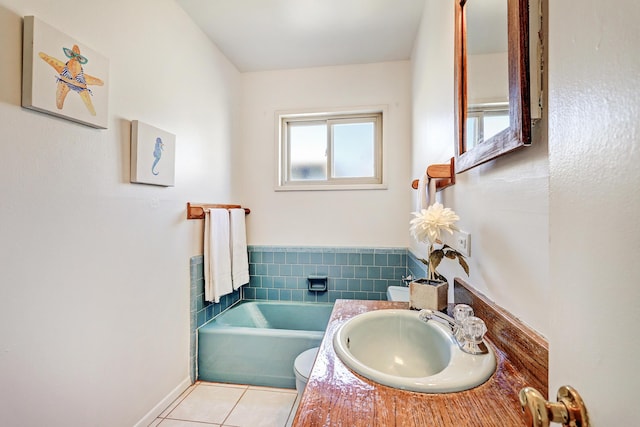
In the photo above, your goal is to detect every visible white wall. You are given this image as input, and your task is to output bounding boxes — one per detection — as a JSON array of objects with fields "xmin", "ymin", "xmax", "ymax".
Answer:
[
  {"xmin": 411, "ymin": 0, "xmax": 550, "ymax": 336},
  {"xmin": 548, "ymin": 0, "xmax": 640, "ymax": 423},
  {"xmin": 0, "ymin": 1, "xmax": 239, "ymax": 425},
  {"xmin": 235, "ymin": 62, "xmax": 412, "ymax": 247}
]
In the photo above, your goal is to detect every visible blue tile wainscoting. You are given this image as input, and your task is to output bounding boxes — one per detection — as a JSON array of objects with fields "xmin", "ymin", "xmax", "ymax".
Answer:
[
  {"xmin": 189, "ymin": 255, "xmax": 241, "ymax": 383},
  {"xmin": 246, "ymin": 246, "xmax": 409, "ymax": 302},
  {"xmin": 189, "ymin": 247, "xmax": 428, "ymax": 382},
  {"xmin": 407, "ymin": 248, "xmax": 429, "ymax": 280}
]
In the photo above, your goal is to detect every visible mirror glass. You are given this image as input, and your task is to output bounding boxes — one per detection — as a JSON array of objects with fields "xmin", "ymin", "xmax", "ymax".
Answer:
[
  {"xmin": 465, "ymin": 0, "xmax": 508, "ymax": 150},
  {"xmin": 455, "ymin": 0, "xmax": 532, "ymax": 173}
]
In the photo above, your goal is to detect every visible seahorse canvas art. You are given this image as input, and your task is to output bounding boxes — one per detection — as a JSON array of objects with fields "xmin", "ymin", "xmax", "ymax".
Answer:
[
  {"xmin": 22, "ymin": 16, "xmax": 109, "ymax": 129},
  {"xmin": 152, "ymin": 138, "xmax": 165, "ymax": 175},
  {"xmin": 131, "ymin": 121, "xmax": 176, "ymax": 187}
]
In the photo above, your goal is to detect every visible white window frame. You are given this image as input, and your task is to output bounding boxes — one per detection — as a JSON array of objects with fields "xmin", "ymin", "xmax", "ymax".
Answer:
[
  {"xmin": 276, "ymin": 108, "xmax": 386, "ymax": 191},
  {"xmin": 466, "ymin": 102, "xmax": 509, "ymax": 147}
]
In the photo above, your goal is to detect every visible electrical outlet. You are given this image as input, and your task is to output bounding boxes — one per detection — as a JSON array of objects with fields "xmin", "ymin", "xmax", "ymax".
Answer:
[{"xmin": 456, "ymin": 231, "xmax": 471, "ymax": 257}]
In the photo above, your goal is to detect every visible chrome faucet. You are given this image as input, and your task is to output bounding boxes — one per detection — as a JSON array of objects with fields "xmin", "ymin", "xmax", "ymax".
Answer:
[
  {"xmin": 418, "ymin": 305, "xmax": 489, "ymax": 355},
  {"xmin": 419, "ymin": 309, "xmax": 459, "ymax": 330}
]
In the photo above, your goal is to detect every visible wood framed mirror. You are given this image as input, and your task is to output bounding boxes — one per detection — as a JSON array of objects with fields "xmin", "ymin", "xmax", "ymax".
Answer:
[{"xmin": 455, "ymin": 0, "xmax": 531, "ymax": 173}]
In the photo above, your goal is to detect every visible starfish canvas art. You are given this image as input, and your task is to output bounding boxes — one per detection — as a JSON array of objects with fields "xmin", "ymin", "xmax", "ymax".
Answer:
[
  {"xmin": 38, "ymin": 45, "xmax": 104, "ymax": 116},
  {"xmin": 22, "ymin": 16, "xmax": 109, "ymax": 129}
]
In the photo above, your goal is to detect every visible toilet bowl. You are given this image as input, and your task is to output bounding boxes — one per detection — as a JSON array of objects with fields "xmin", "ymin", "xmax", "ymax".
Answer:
[{"xmin": 294, "ymin": 347, "xmax": 319, "ymax": 396}]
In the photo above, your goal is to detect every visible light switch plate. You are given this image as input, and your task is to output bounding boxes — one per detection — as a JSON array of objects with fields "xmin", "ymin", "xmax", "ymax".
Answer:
[{"xmin": 455, "ymin": 231, "xmax": 471, "ymax": 257}]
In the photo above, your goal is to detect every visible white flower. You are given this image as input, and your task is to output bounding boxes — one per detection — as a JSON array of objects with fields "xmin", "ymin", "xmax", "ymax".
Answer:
[{"xmin": 410, "ymin": 202, "xmax": 460, "ymax": 245}]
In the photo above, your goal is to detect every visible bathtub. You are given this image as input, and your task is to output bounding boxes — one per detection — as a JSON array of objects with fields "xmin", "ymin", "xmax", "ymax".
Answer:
[{"xmin": 198, "ymin": 300, "xmax": 334, "ymax": 389}]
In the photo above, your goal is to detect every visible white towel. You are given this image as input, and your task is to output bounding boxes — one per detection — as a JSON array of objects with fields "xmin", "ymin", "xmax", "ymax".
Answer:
[
  {"xmin": 416, "ymin": 173, "xmax": 438, "ymax": 210},
  {"xmin": 204, "ymin": 209, "xmax": 233, "ymax": 303},
  {"xmin": 230, "ymin": 208, "xmax": 250, "ymax": 290},
  {"xmin": 427, "ymin": 176, "xmax": 437, "ymax": 207},
  {"xmin": 417, "ymin": 173, "xmax": 429, "ymax": 209}
]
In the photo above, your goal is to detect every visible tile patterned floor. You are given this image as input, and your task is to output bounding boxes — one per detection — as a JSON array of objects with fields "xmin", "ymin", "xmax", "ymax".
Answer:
[{"xmin": 149, "ymin": 382, "xmax": 299, "ymax": 427}]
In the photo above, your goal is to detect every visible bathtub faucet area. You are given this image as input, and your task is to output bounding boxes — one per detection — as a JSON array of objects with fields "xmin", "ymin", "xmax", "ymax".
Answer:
[{"xmin": 401, "ymin": 274, "xmax": 413, "ymax": 286}]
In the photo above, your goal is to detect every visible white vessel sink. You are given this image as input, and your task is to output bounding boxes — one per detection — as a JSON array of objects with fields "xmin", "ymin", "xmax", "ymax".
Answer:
[{"xmin": 333, "ymin": 309, "xmax": 496, "ymax": 393}]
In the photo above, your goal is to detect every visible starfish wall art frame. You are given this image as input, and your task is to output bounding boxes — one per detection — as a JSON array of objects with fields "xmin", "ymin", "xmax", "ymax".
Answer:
[{"xmin": 22, "ymin": 16, "xmax": 109, "ymax": 129}]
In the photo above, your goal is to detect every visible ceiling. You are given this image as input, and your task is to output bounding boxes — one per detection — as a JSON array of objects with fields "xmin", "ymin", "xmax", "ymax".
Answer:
[{"xmin": 175, "ymin": 0, "xmax": 426, "ymax": 72}]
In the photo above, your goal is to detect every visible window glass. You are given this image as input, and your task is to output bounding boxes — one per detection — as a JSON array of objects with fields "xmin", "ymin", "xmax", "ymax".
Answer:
[
  {"xmin": 289, "ymin": 123, "xmax": 327, "ymax": 180},
  {"xmin": 332, "ymin": 122, "xmax": 375, "ymax": 178},
  {"xmin": 483, "ymin": 112, "xmax": 510, "ymax": 141},
  {"xmin": 278, "ymin": 110, "xmax": 383, "ymax": 190},
  {"xmin": 466, "ymin": 115, "xmax": 479, "ymax": 149}
]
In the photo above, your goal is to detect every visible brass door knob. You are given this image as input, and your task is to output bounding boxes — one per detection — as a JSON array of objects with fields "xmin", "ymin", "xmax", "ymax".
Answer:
[{"xmin": 519, "ymin": 385, "xmax": 589, "ymax": 427}]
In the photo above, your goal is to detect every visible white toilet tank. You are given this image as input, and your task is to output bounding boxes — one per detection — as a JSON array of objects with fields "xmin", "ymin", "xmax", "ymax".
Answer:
[{"xmin": 386, "ymin": 285, "xmax": 410, "ymax": 302}]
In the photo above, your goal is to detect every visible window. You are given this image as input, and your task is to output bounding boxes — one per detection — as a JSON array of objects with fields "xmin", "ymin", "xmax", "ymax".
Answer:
[
  {"xmin": 277, "ymin": 110, "xmax": 384, "ymax": 190},
  {"xmin": 466, "ymin": 103, "xmax": 510, "ymax": 149}
]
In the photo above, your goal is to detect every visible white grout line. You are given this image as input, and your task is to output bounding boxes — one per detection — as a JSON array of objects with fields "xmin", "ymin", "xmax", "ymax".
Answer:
[{"xmin": 219, "ymin": 385, "xmax": 249, "ymax": 426}]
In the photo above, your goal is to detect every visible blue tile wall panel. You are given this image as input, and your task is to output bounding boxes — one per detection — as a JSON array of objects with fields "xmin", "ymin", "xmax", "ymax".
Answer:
[
  {"xmin": 189, "ymin": 255, "xmax": 241, "ymax": 383},
  {"xmin": 407, "ymin": 250, "xmax": 429, "ymax": 279},
  {"xmin": 247, "ymin": 246, "xmax": 409, "ymax": 303}
]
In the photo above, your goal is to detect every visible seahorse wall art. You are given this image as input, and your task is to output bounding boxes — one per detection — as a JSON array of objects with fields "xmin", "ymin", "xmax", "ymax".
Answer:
[
  {"xmin": 22, "ymin": 16, "xmax": 109, "ymax": 129},
  {"xmin": 130, "ymin": 120, "xmax": 176, "ymax": 187},
  {"xmin": 152, "ymin": 137, "xmax": 164, "ymax": 176}
]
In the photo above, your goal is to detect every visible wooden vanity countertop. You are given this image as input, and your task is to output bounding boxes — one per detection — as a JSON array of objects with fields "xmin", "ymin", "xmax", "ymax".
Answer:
[{"xmin": 292, "ymin": 299, "xmax": 533, "ymax": 427}]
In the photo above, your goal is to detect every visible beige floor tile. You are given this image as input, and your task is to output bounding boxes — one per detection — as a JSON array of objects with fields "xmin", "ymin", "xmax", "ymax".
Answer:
[
  {"xmin": 159, "ymin": 385, "xmax": 197, "ymax": 418},
  {"xmin": 223, "ymin": 388, "xmax": 297, "ymax": 427},
  {"xmin": 159, "ymin": 419, "xmax": 221, "ymax": 426},
  {"xmin": 286, "ymin": 394, "xmax": 302, "ymax": 427},
  {"xmin": 199, "ymin": 381, "xmax": 247, "ymax": 389},
  {"xmin": 247, "ymin": 385, "xmax": 296, "ymax": 393},
  {"xmin": 167, "ymin": 383, "xmax": 246, "ymax": 424}
]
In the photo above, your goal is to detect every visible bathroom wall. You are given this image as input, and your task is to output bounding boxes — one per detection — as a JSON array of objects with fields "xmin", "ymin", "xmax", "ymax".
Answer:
[
  {"xmin": 235, "ymin": 62, "xmax": 412, "ymax": 248},
  {"xmin": 411, "ymin": 0, "xmax": 550, "ymax": 336},
  {"xmin": 0, "ymin": 1, "xmax": 239, "ymax": 426},
  {"xmin": 548, "ymin": 0, "xmax": 640, "ymax": 423}
]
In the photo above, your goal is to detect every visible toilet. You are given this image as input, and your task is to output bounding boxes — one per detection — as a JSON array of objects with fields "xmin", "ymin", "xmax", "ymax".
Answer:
[
  {"xmin": 294, "ymin": 347, "xmax": 319, "ymax": 397},
  {"xmin": 386, "ymin": 285, "xmax": 410, "ymax": 302}
]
